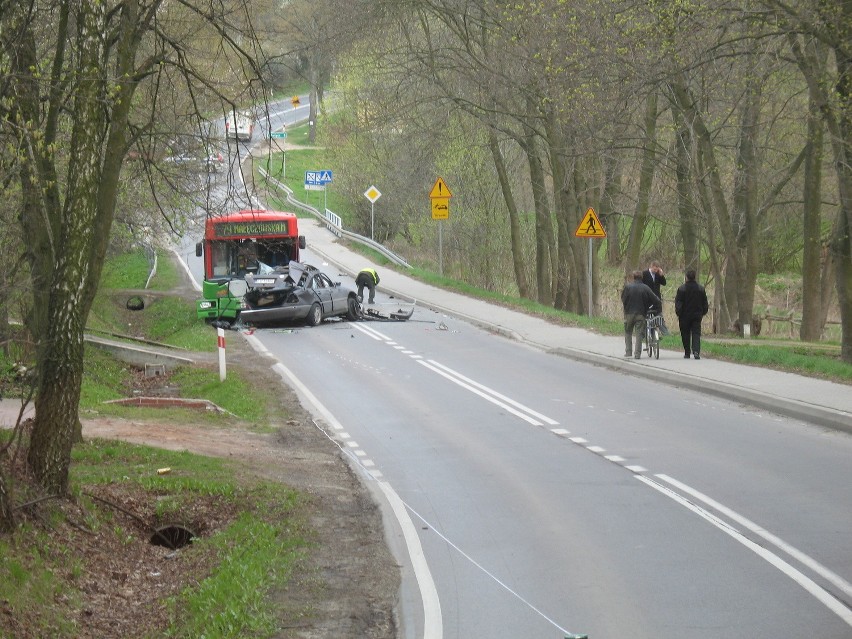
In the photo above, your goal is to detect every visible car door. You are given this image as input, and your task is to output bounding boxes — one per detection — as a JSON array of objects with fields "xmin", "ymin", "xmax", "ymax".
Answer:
[{"xmin": 307, "ymin": 272, "xmax": 334, "ymax": 313}]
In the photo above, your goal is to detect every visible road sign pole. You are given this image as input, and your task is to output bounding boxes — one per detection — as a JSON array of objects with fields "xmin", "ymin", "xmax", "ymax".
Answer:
[
  {"xmin": 587, "ymin": 238, "xmax": 593, "ymax": 317},
  {"xmin": 439, "ymin": 217, "xmax": 445, "ymax": 276},
  {"xmin": 371, "ymin": 202, "xmax": 375, "ymax": 240}
]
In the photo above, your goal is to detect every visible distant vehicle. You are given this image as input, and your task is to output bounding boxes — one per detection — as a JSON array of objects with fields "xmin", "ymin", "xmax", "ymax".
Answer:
[
  {"xmin": 240, "ymin": 262, "xmax": 361, "ymax": 326},
  {"xmin": 163, "ymin": 136, "xmax": 224, "ymax": 173},
  {"xmin": 195, "ymin": 209, "xmax": 306, "ymax": 325},
  {"xmin": 225, "ymin": 111, "xmax": 254, "ymax": 142},
  {"xmin": 203, "ymin": 150, "xmax": 224, "ymax": 173}
]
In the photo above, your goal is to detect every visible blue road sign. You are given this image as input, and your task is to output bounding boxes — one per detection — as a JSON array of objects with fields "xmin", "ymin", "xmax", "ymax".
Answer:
[{"xmin": 305, "ymin": 170, "xmax": 333, "ymax": 186}]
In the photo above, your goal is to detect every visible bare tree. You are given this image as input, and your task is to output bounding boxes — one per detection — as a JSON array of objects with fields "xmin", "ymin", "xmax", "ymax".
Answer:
[{"xmin": 0, "ymin": 0, "xmax": 265, "ymax": 495}]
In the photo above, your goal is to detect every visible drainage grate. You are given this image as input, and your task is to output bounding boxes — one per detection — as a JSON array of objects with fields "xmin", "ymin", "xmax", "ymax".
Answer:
[{"xmin": 150, "ymin": 525, "xmax": 195, "ymax": 549}]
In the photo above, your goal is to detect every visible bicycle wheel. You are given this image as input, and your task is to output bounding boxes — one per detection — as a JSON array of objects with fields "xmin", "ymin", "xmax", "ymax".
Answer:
[
  {"xmin": 652, "ymin": 329, "xmax": 660, "ymax": 359},
  {"xmin": 645, "ymin": 327, "xmax": 652, "ymax": 357}
]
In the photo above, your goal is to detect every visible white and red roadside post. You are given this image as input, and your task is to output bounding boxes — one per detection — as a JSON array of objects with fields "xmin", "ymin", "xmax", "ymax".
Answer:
[{"xmin": 217, "ymin": 327, "xmax": 227, "ymax": 381}]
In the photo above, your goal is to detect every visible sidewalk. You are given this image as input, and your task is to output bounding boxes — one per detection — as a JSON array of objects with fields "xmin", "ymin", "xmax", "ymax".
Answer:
[{"xmin": 301, "ymin": 219, "xmax": 852, "ymax": 434}]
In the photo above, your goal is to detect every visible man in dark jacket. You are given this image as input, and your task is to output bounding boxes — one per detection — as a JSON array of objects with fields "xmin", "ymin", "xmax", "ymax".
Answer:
[
  {"xmin": 641, "ymin": 261, "xmax": 666, "ymax": 311},
  {"xmin": 642, "ymin": 260, "xmax": 670, "ymax": 335},
  {"xmin": 355, "ymin": 267, "xmax": 380, "ymax": 304},
  {"xmin": 621, "ymin": 270, "xmax": 661, "ymax": 359},
  {"xmin": 675, "ymin": 269, "xmax": 710, "ymax": 359}
]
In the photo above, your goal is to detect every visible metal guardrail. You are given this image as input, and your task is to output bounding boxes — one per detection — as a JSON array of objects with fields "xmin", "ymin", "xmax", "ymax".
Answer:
[{"xmin": 258, "ymin": 167, "xmax": 412, "ymax": 269}]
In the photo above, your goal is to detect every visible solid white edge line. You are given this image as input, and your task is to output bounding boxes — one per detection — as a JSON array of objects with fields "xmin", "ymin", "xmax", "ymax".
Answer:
[
  {"xmin": 377, "ymin": 482, "xmax": 443, "ymax": 639},
  {"xmin": 268, "ymin": 359, "xmax": 443, "ymax": 638},
  {"xmin": 427, "ymin": 360, "xmax": 559, "ymax": 425},
  {"xmin": 657, "ymin": 473, "xmax": 852, "ymax": 600},
  {"xmin": 637, "ymin": 475, "xmax": 852, "ymax": 627}
]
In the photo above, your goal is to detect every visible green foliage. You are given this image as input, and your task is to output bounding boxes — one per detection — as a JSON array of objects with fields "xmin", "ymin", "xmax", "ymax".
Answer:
[
  {"xmin": 171, "ymin": 366, "xmax": 273, "ymax": 426},
  {"xmin": 79, "ymin": 348, "xmax": 273, "ymax": 427},
  {"xmin": 0, "ymin": 538, "xmax": 80, "ymax": 636},
  {"xmin": 259, "ymin": 146, "xmax": 350, "ymax": 224},
  {"xmin": 702, "ymin": 341, "xmax": 852, "ymax": 383},
  {"xmin": 72, "ymin": 439, "xmax": 239, "ymax": 497},
  {"xmin": 1, "ymin": 439, "xmax": 306, "ymax": 639},
  {"xmin": 99, "ymin": 251, "xmax": 152, "ymax": 289},
  {"xmin": 162, "ymin": 509, "xmax": 305, "ymax": 639},
  {"xmin": 142, "ymin": 297, "xmax": 212, "ymax": 348},
  {"xmin": 79, "ymin": 346, "xmax": 129, "ymax": 407}
]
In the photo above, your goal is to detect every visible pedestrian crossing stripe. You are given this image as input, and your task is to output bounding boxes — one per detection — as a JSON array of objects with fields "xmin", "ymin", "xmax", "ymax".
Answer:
[{"xmin": 574, "ymin": 207, "xmax": 606, "ymax": 238}]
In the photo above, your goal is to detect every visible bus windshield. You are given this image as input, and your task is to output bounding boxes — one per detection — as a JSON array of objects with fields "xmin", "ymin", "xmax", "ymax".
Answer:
[{"xmin": 200, "ymin": 210, "xmax": 303, "ymax": 281}]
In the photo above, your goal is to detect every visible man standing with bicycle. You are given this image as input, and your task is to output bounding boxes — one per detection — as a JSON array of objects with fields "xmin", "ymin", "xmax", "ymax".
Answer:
[
  {"xmin": 621, "ymin": 270, "xmax": 661, "ymax": 359},
  {"xmin": 642, "ymin": 260, "xmax": 670, "ymax": 335}
]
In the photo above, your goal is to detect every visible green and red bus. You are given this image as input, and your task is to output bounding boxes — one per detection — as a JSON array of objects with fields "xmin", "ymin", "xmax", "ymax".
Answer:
[{"xmin": 195, "ymin": 209, "xmax": 306, "ymax": 324}]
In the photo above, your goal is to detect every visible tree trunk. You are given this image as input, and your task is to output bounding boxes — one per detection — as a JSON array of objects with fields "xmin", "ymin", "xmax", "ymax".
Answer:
[
  {"xmin": 830, "ymin": 39, "xmax": 852, "ymax": 363},
  {"xmin": 520, "ymin": 130, "xmax": 554, "ymax": 306},
  {"xmin": 601, "ymin": 154, "xmax": 622, "ymax": 265},
  {"xmin": 623, "ymin": 91, "xmax": 658, "ymax": 271},
  {"xmin": 548, "ymin": 132, "xmax": 585, "ymax": 314},
  {"xmin": 732, "ymin": 74, "xmax": 762, "ymax": 334},
  {"xmin": 800, "ymin": 88, "xmax": 826, "ymax": 341},
  {"xmin": 670, "ymin": 77, "xmax": 741, "ymax": 330},
  {"xmin": 788, "ymin": 26, "xmax": 852, "ymax": 361},
  {"xmin": 0, "ymin": 460, "xmax": 13, "ymax": 532},
  {"xmin": 25, "ymin": 0, "xmax": 135, "ymax": 493},
  {"xmin": 546, "ymin": 112, "xmax": 574, "ymax": 312},
  {"xmin": 487, "ymin": 127, "xmax": 531, "ymax": 298},
  {"xmin": 672, "ymin": 107, "xmax": 699, "ymax": 271}
]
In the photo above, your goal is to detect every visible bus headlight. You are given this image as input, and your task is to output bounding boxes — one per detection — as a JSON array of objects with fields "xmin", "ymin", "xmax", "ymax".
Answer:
[{"xmin": 198, "ymin": 301, "xmax": 213, "ymax": 310}]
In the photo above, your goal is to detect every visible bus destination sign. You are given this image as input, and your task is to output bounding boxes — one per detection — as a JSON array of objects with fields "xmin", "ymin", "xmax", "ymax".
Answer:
[{"xmin": 214, "ymin": 221, "xmax": 289, "ymax": 238}]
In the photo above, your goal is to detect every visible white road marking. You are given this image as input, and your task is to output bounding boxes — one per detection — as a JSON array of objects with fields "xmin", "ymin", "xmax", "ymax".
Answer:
[
  {"xmin": 377, "ymin": 482, "xmax": 442, "ymax": 638},
  {"xmin": 424, "ymin": 360, "xmax": 559, "ymax": 425},
  {"xmin": 267, "ymin": 359, "xmax": 443, "ymax": 637},
  {"xmin": 639, "ymin": 475, "xmax": 852, "ymax": 628},
  {"xmin": 417, "ymin": 360, "xmax": 547, "ymax": 426},
  {"xmin": 657, "ymin": 474, "xmax": 852, "ymax": 601}
]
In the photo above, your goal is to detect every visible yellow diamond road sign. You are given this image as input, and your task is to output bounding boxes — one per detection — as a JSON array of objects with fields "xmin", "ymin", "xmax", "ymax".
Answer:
[
  {"xmin": 364, "ymin": 186, "xmax": 381, "ymax": 203},
  {"xmin": 575, "ymin": 207, "xmax": 606, "ymax": 238}
]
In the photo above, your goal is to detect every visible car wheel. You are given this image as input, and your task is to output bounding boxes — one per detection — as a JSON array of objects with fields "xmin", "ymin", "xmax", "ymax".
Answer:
[
  {"xmin": 306, "ymin": 303, "xmax": 322, "ymax": 326},
  {"xmin": 346, "ymin": 296, "xmax": 360, "ymax": 321}
]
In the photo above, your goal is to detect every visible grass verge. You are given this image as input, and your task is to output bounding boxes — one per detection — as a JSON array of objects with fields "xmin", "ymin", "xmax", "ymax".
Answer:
[
  {"xmin": 0, "ymin": 248, "xmax": 307, "ymax": 638},
  {"xmin": 0, "ymin": 433, "xmax": 308, "ymax": 639}
]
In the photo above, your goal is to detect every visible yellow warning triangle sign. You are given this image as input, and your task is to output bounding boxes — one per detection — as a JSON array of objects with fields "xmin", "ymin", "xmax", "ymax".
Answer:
[
  {"xmin": 429, "ymin": 177, "xmax": 452, "ymax": 199},
  {"xmin": 574, "ymin": 207, "xmax": 606, "ymax": 238}
]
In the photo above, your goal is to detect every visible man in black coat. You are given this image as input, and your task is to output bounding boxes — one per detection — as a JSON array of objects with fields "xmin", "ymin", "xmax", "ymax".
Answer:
[
  {"xmin": 621, "ymin": 270, "xmax": 661, "ymax": 359},
  {"xmin": 642, "ymin": 260, "xmax": 670, "ymax": 335},
  {"xmin": 641, "ymin": 261, "xmax": 666, "ymax": 311},
  {"xmin": 675, "ymin": 269, "xmax": 710, "ymax": 359}
]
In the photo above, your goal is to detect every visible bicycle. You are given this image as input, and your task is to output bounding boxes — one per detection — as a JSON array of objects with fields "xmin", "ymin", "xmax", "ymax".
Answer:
[{"xmin": 645, "ymin": 309, "xmax": 663, "ymax": 359}]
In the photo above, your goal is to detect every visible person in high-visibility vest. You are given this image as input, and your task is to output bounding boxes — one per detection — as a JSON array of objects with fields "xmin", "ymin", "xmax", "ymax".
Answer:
[{"xmin": 355, "ymin": 268, "xmax": 380, "ymax": 304}]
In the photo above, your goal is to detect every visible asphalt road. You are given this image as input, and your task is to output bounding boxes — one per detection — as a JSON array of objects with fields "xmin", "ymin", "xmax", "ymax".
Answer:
[
  {"xmin": 172, "ymin": 103, "xmax": 852, "ymax": 638},
  {"xmin": 243, "ymin": 289, "xmax": 852, "ymax": 639}
]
